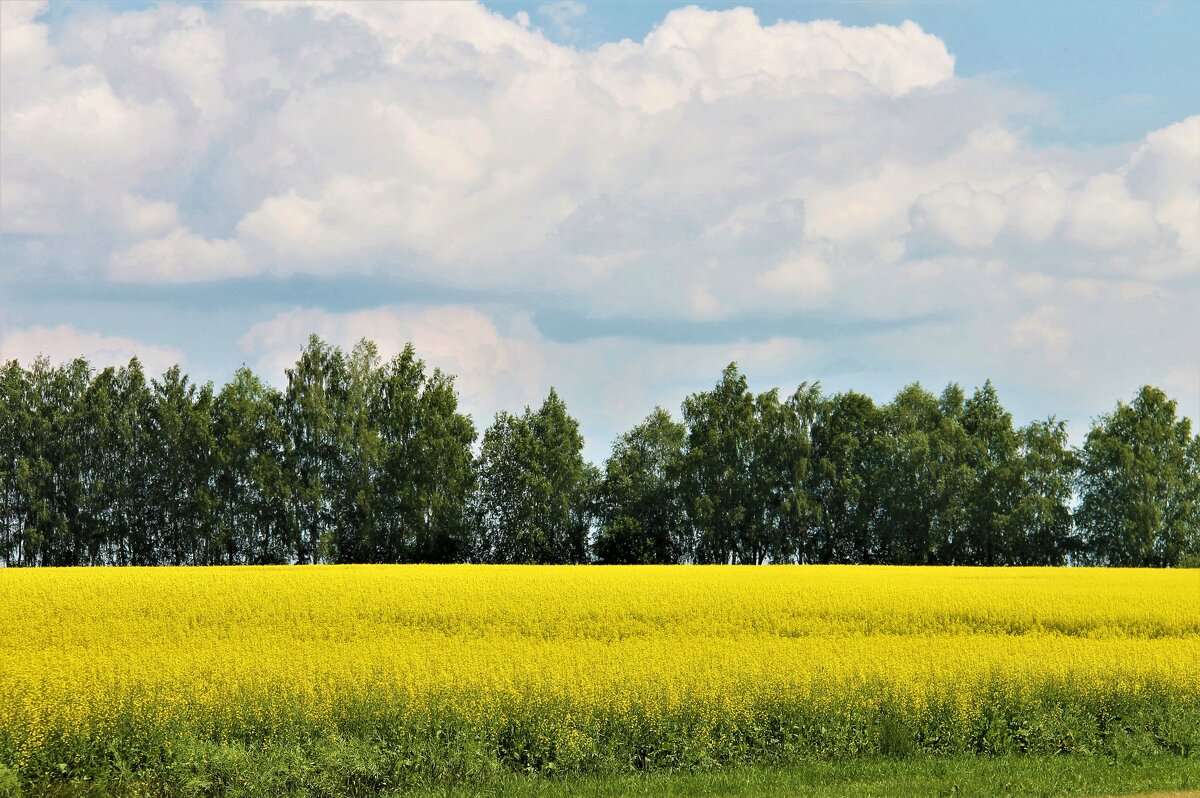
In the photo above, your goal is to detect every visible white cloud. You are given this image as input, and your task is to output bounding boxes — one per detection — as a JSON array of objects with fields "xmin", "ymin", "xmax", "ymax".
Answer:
[
  {"xmin": 8, "ymin": 2, "xmax": 963, "ymax": 294},
  {"xmin": 6, "ymin": 80, "xmax": 177, "ymax": 181},
  {"xmin": 1064, "ymin": 173, "xmax": 1159, "ymax": 250},
  {"xmin": 0, "ymin": 2, "xmax": 234, "ymax": 239},
  {"xmin": 1, "ymin": 1, "xmax": 52, "ymax": 90},
  {"xmin": 3, "ymin": 2, "xmax": 1198, "ymax": 441},
  {"xmin": 1003, "ymin": 172, "xmax": 1068, "ymax": 244},
  {"xmin": 5, "ymin": 2, "xmax": 1192, "ymax": 298},
  {"xmin": 1012, "ymin": 272, "xmax": 1055, "ymax": 297},
  {"xmin": 602, "ymin": 10, "xmax": 954, "ymax": 111},
  {"xmin": 903, "ymin": 170, "xmax": 1073, "ymax": 252},
  {"xmin": 910, "ymin": 183, "xmax": 1009, "ymax": 248},
  {"xmin": 108, "ymin": 228, "xmax": 253, "ymax": 283},
  {"xmin": 757, "ymin": 253, "xmax": 833, "ymax": 305},
  {"xmin": 0, "ymin": 325, "xmax": 184, "ymax": 374},
  {"xmin": 1126, "ymin": 116, "xmax": 1200, "ymax": 205},
  {"xmin": 120, "ymin": 197, "xmax": 181, "ymax": 236},
  {"xmin": 235, "ymin": 174, "xmax": 445, "ymax": 269},
  {"xmin": 1125, "ymin": 116, "xmax": 1200, "ymax": 254}
]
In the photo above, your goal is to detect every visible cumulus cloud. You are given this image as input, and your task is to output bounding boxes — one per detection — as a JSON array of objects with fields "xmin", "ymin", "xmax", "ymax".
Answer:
[
  {"xmin": 2, "ymin": 2, "xmax": 969, "ymax": 298},
  {"xmin": 0, "ymin": 324, "xmax": 184, "ymax": 374},
  {"xmin": 108, "ymin": 228, "xmax": 253, "ymax": 283},
  {"xmin": 1064, "ymin": 173, "xmax": 1159, "ymax": 250},
  {"xmin": 1004, "ymin": 172, "xmax": 1068, "ymax": 244},
  {"xmin": 2, "ymin": 1, "xmax": 1197, "ymax": 445},
  {"xmin": 1126, "ymin": 116, "xmax": 1200, "ymax": 255},
  {"xmin": 0, "ymin": 1, "xmax": 228, "ymax": 247},
  {"xmin": 5, "ymin": 2, "xmax": 1194, "ymax": 299},
  {"xmin": 756, "ymin": 253, "xmax": 833, "ymax": 306},
  {"xmin": 894, "ymin": 117, "xmax": 1197, "ymax": 283},
  {"xmin": 119, "ymin": 197, "xmax": 181, "ymax": 236},
  {"xmin": 910, "ymin": 183, "xmax": 1009, "ymax": 248}
]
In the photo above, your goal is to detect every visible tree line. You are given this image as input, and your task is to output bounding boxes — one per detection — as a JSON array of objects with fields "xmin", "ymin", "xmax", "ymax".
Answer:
[{"xmin": 1, "ymin": 336, "xmax": 1197, "ymax": 568}]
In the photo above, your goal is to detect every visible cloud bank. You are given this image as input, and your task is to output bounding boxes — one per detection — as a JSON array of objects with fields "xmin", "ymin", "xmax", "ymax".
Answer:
[{"xmin": 2, "ymin": 0, "xmax": 1196, "ymax": 454}]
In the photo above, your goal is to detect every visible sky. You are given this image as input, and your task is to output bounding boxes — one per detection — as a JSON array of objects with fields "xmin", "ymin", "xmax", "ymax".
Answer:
[{"xmin": 1, "ymin": 0, "xmax": 1198, "ymax": 463}]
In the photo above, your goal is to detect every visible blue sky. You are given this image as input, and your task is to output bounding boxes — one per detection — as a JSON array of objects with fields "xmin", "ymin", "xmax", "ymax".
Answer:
[{"xmin": 2, "ymin": 0, "xmax": 1197, "ymax": 461}]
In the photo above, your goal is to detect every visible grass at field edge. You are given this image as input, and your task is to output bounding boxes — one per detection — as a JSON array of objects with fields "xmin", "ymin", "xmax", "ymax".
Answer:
[
  {"xmin": 6, "ymin": 754, "xmax": 1197, "ymax": 797},
  {"xmin": 406, "ymin": 756, "xmax": 1200, "ymax": 798}
]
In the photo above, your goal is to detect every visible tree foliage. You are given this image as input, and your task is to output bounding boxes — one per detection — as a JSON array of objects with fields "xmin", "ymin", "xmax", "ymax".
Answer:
[
  {"xmin": 0, "ymin": 346, "xmax": 1194, "ymax": 568},
  {"xmin": 593, "ymin": 407, "xmax": 686, "ymax": 564},
  {"xmin": 473, "ymin": 389, "xmax": 594, "ymax": 564},
  {"xmin": 1077, "ymin": 386, "xmax": 1200, "ymax": 567}
]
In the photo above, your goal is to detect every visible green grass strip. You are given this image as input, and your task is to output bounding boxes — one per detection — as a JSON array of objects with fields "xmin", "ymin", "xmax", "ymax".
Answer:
[
  {"xmin": 411, "ymin": 756, "xmax": 1200, "ymax": 798},
  {"xmin": 7, "ymin": 750, "xmax": 1198, "ymax": 797}
]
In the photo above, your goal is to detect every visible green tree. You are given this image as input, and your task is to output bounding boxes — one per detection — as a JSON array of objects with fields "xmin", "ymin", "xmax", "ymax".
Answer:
[
  {"xmin": 679, "ymin": 364, "xmax": 814, "ymax": 564},
  {"xmin": 8, "ymin": 357, "xmax": 87, "ymax": 565},
  {"xmin": 408, "ymin": 366, "xmax": 476, "ymax": 561},
  {"xmin": 283, "ymin": 335, "xmax": 344, "ymax": 564},
  {"xmin": 749, "ymin": 385, "xmax": 818, "ymax": 563},
  {"xmin": 959, "ymin": 381, "xmax": 1023, "ymax": 565},
  {"xmin": 146, "ymin": 365, "xmax": 216, "ymax": 566},
  {"xmin": 371, "ymin": 345, "xmax": 477, "ymax": 563},
  {"xmin": 107, "ymin": 358, "xmax": 155, "ymax": 566},
  {"xmin": 593, "ymin": 407, "xmax": 686, "ymax": 564},
  {"xmin": 866, "ymin": 383, "xmax": 984, "ymax": 565},
  {"xmin": 213, "ymin": 367, "xmax": 293, "ymax": 564},
  {"xmin": 76, "ymin": 365, "xmax": 122, "ymax": 564},
  {"xmin": 1078, "ymin": 386, "xmax": 1200, "ymax": 567},
  {"xmin": 681, "ymin": 364, "xmax": 757, "ymax": 563},
  {"xmin": 0, "ymin": 360, "xmax": 30, "ymax": 566},
  {"xmin": 44, "ymin": 358, "xmax": 94, "ymax": 565},
  {"xmin": 874, "ymin": 384, "xmax": 943, "ymax": 564},
  {"xmin": 1005, "ymin": 418, "xmax": 1079, "ymax": 565},
  {"xmin": 807, "ymin": 390, "xmax": 882, "ymax": 563},
  {"xmin": 473, "ymin": 389, "xmax": 595, "ymax": 564},
  {"xmin": 328, "ymin": 340, "xmax": 383, "ymax": 564}
]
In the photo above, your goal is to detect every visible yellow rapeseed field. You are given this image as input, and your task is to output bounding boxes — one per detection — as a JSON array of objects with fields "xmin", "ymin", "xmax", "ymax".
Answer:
[{"xmin": 1, "ymin": 566, "xmax": 1198, "ymax": 773}]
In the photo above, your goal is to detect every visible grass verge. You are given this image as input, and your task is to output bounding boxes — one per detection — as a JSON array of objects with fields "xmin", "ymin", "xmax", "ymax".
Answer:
[
  {"xmin": 6, "ymin": 754, "xmax": 1197, "ymax": 798},
  {"xmin": 418, "ymin": 756, "xmax": 1198, "ymax": 797}
]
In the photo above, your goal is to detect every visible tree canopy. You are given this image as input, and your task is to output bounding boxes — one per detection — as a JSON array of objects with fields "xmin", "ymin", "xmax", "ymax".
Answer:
[{"xmin": 1, "ymin": 344, "xmax": 1195, "ymax": 567}]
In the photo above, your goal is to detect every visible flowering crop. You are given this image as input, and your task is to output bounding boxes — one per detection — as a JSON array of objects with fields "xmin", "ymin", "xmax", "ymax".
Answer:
[{"xmin": 1, "ymin": 565, "xmax": 1197, "ymax": 779}]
